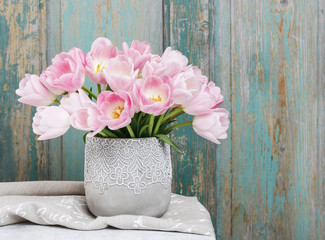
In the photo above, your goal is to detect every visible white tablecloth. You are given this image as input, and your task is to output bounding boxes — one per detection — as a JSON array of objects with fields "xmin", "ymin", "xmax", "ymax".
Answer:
[
  {"xmin": 0, "ymin": 181, "xmax": 215, "ymax": 239},
  {"xmin": 0, "ymin": 223, "xmax": 215, "ymax": 240}
]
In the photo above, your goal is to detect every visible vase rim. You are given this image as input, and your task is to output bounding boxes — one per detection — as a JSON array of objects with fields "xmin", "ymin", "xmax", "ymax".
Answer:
[{"xmin": 86, "ymin": 136, "xmax": 161, "ymax": 140}]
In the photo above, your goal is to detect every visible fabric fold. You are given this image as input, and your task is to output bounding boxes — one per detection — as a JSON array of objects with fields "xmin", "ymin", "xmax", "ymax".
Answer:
[
  {"xmin": 0, "ymin": 181, "xmax": 85, "ymax": 196},
  {"xmin": 0, "ymin": 181, "xmax": 215, "ymax": 238}
]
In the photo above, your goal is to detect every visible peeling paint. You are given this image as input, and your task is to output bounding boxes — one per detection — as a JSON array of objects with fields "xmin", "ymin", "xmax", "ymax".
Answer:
[{"xmin": 0, "ymin": 1, "xmax": 323, "ymax": 239}]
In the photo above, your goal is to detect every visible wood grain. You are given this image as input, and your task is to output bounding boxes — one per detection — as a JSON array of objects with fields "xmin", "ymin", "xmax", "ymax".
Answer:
[
  {"xmin": 0, "ymin": 0, "xmax": 324, "ymax": 239},
  {"xmin": 317, "ymin": 0, "xmax": 325, "ymax": 238},
  {"xmin": 209, "ymin": 1, "xmax": 232, "ymax": 239},
  {"xmin": 47, "ymin": 0, "xmax": 63, "ymax": 180},
  {"xmin": 0, "ymin": 0, "xmax": 48, "ymax": 181},
  {"xmin": 231, "ymin": 0, "xmax": 322, "ymax": 239},
  {"xmin": 164, "ymin": 0, "xmax": 220, "ymax": 230}
]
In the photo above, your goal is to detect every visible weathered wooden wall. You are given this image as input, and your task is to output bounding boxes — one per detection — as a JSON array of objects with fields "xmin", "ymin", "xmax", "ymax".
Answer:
[
  {"xmin": 0, "ymin": 0, "xmax": 48, "ymax": 181},
  {"xmin": 230, "ymin": 0, "xmax": 323, "ymax": 239},
  {"xmin": 0, "ymin": 0, "xmax": 324, "ymax": 239}
]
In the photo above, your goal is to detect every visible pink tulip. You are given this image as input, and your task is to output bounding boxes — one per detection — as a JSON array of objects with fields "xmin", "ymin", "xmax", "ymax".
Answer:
[
  {"xmin": 60, "ymin": 90, "xmax": 105, "ymax": 133},
  {"xmin": 69, "ymin": 47, "xmax": 86, "ymax": 66},
  {"xmin": 16, "ymin": 74, "xmax": 56, "ymax": 107},
  {"xmin": 182, "ymin": 82, "xmax": 224, "ymax": 115},
  {"xmin": 97, "ymin": 90, "xmax": 134, "ymax": 130},
  {"xmin": 85, "ymin": 37, "xmax": 118, "ymax": 84},
  {"xmin": 42, "ymin": 48, "xmax": 86, "ymax": 94},
  {"xmin": 207, "ymin": 82, "xmax": 224, "ymax": 109},
  {"xmin": 103, "ymin": 55, "xmax": 138, "ymax": 92},
  {"xmin": 190, "ymin": 66, "xmax": 208, "ymax": 84},
  {"xmin": 192, "ymin": 108, "xmax": 229, "ymax": 144},
  {"xmin": 141, "ymin": 56, "xmax": 166, "ymax": 79},
  {"xmin": 70, "ymin": 106, "xmax": 104, "ymax": 133},
  {"xmin": 172, "ymin": 68, "xmax": 203, "ymax": 105},
  {"xmin": 122, "ymin": 40, "xmax": 151, "ymax": 70},
  {"xmin": 32, "ymin": 106, "xmax": 70, "ymax": 140},
  {"xmin": 60, "ymin": 89, "xmax": 93, "ymax": 114},
  {"xmin": 134, "ymin": 76, "xmax": 173, "ymax": 116},
  {"xmin": 161, "ymin": 47, "xmax": 188, "ymax": 77}
]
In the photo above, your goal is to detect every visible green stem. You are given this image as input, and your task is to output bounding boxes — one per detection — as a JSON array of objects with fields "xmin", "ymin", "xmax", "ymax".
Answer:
[
  {"xmin": 126, "ymin": 125, "xmax": 135, "ymax": 138},
  {"xmin": 97, "ymin": 84, "xmax": 101, "ymax": 94},
  {"xmin": 136, "ymin": 113, "xmax": 144, "ymax": 137},
  {"xmin": 153, "ymin": 113, "xmax": 165, "ymax": 136},
  {"xmin": 148, "ymin": 114, "xmax": 155, "ymax": 136},
  {"xmin": 170, "ymin": 111, "xmax": 185, "ymax": 120},
  {"xmin": 101, "ymin": 128, "xmax": 118, "ymax": 138},
  {"xmin": 99, "ymin": 131, "xmax": 109, "ymax": 137},
  {"xmin": 82, "ymin": 86, "xmax": 97, "ymax": 100},
  {"xmin": 162, "ymin": 107, "xmax": 184, "ymax": 122},
  {"xmin": 54, "ymin": 99, "xmax": 60, "ymax": 105},
  {"xmin": 164, "ymin": 121, "xmax": 192, "ymax": 133}
]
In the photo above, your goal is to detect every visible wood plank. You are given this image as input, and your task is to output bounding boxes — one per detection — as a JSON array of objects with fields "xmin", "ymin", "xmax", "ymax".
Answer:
[
  {"xmin": 1, "ymin": 1, "xmax": 323, "ymax": 239},
  {"xmin": 231, "ymin": 0, "xmax": 321, "ymax": 239},
  {"xmin": 97, "ymin": 0, "xmax": 163, "ymax": 54},
  {"xmin": 56, "ymin": 0, "xmax": 163, "ymax": 180},
  {"xmin": 209, "ymin": 1, "xmax": 232, "ymax": 239},
  {"xmin": 47, "ymin": 0, "xmax": 63, "ymax": 180},
  {"xmin": 317, "ymin": 0, "xmax": 325, "ymax": 238},
  {"xmin": 164, "ymin": 0, "xmax": 220, "ymax": 232},
  {"xmin": 0, "ymin": 0, "xmax": 48, "ymax": 181}
]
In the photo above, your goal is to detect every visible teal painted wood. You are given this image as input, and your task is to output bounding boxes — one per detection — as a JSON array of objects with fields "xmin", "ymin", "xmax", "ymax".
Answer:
[
  {"xmin": 47, "ymin": 0, "xmax": 163, "ymax": 180},
  {"xmin": 1, "ymin": 0, "xmax": 324, "ymax": 239},
  {"xmin": 47, "ymin": 0, "xmax": 63, "ymax": 180},
  {"xmin": 96, "ymin": 0, "xmax": 163, "ymax": 54},
  {"xmin": 0, "ymin": 0, "xmax": 48, "ymax": 181},
  {"xmin": 231, "ymin": 0, "xmax": 322, "ymax": 239},
  {"xmin": 164, "ymin": 0, "xmax": 221, "ymax": 231},
  {"xmin": 209, "ymin": 1, "xmax": 232, "ymax": 239},
  {"xmin": 318, "ymin": 1, "xmax": 325, "ymax": 239}
]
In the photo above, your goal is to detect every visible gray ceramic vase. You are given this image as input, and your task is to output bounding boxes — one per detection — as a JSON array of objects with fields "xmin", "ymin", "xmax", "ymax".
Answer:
[{"xmin": 84, "ymin": 136, "xmax": 172, "ymax": 217}]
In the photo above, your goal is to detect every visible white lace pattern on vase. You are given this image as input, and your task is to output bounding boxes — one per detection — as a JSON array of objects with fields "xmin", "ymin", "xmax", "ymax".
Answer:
[{"xmin": 84, "ymin": 137, "xmax": 172, "ymax": 194}]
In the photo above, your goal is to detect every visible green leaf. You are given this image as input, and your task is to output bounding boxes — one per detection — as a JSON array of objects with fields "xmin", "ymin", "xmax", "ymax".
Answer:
[
  {"xmin": 161, "ymin": 128, "xmax": 173, "ymax": 135},
  {"xmin": 136, "ymin": 113, "xmax": 143, "ymax": 137},
  {"xmin": 119, "ymin": 127, "xmax": 128, "ymax": 137},
  {"xmin": 155, "ymin": 134, "xmax": 179, "ymax": 150},
  {"xmin": 112, "ymin": 129, "xmax": 124, "ymax": 138},
  {"xmin": 88, "ymin": 87, "xmax": 93, "ymax": 100},
  {"xmin": 148, "ymin": 115, "xmax": 155, "ymax": 136},
  {"xmin": 97, "ymin": 84, "xmax": 101, "ymax": 94},
  {"xmin": 139, "ymin": 124, "xmax": 150, "ymax": 137},
  {"xmin": 144, "ymin": 114, "xmax": 150, "ymax": 125},
  {"xmin": 153, "ymin": 113, "xmax": 165, "ymax": 136},
  {"xmin": 99, "ymin": 131, "xmax": 109, "ymax": 138},
  {"xmin": 163, "ymin": 121, "xmax": 192, "ymax": 134},
  {"xmin": 158, "ymin": 119, "xmax": 176, "ymax": 133},
  {"xmin": 140, "ymin": 115, "xmax": 151, "ymax": 136},
  {"xmin": 133, "ymin": 112, "xmax": 139, "ymax": 122},
  {"xmin": 106, "ymin": 84, "xmax": 113, "ymax": 91},
  {"xmin": 126, "ymin": 125, "xmax": 135, "ymax": 138},
  {"xmin": 130, "ymin": 116, "xmax": 137, "ymax": 130},
  {"xmin": 83, "ymin": 132, "xmax": 89, "ymax": 143},
  {"xmin": 102, "ymin": 128, "xmax": 118, "ymax": 138}
]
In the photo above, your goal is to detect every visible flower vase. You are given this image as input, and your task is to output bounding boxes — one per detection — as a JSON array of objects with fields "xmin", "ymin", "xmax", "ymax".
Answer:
[{"xmin": 84, "ymin": 136, "xmax": 172, "ymax": 217}]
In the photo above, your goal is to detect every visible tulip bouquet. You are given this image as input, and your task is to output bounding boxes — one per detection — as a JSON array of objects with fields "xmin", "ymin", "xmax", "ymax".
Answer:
[{"xmin": 16, "ymin": 38, "xmax": 229, "ymax": 148}]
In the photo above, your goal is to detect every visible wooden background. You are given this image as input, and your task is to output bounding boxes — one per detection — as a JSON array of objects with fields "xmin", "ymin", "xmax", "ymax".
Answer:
[{"xmin": 0, "ymin": 0, "xmax": 324, "ymax": 239}]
